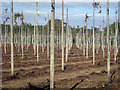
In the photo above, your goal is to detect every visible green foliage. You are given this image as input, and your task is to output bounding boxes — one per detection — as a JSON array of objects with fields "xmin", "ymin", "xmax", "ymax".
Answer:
[
  {"xmin": 111, "ymin": 78, "xmax": 114, "ymax": 82},
  {"xmin": 73, "ymin": 37, "xmax": 76, "ymax": 44},
  {"xmin": 101, "ymin": 83, "xmax": 105, "ymax": 88},
  {"xmin": 2, "ymin": 19, "xmax": 120, "ymax": 45},
  {"xmin": 48, "ymin": 19, "xmax": 62, "ymax": 31},
  {"xmin": 104, "ymin": 22, "xmax": 120, "ymax": 35}
]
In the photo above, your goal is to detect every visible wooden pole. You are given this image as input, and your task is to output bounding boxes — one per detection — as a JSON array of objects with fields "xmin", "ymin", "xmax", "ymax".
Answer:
[
  {"xmin": 66, "ymin": 8, "xmax": 68, "ymax": 62},
  {"xmin": 4, "ymin": 23, "xmax": 7, "ymax": 54},
  {"xmin": 114, "ymin": 8, "xmax": 118, "ymax": 63},
  {"xmin": 93, "ymin": 0, "xmax": 95, "ymax": 65},
  {"xmin": 36, "ymin": 1, "xmax": 39, "ymax": 62},
  {"xmin": 50, "ymin": 0, "xmax": 55, "ymax": 88},
  {"xmin": 62, "ymin": 0, "xmax": 64, "ymax": 70},
  {"xmin": 102, "ymin": 16, "xmax": 105, "ymax": 58},
  {"xmin": 34, "ymin": 16, "xmax": 36, "ymax": 55},
  {"xmin": 47, "ymin": 14, "xmax": 49, "ymax": 58},
  {"xmin": 107, "ymin": 0, "xmax": 111, "ymax": 83},
  {"xmin": 86, "ymin": 19, "xmax": 88, "ymax": 58},
  {"xmin": 83, "ymin": 24, "xmax": 85, "ymax": 56},
  {"xmin": 11, "ymin": 0, "xmax": 14, "ymax": 76}
]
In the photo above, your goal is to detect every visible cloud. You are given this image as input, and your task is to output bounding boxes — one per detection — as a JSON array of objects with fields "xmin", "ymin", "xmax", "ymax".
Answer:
[
  {"xmin": 1, "ymin": 1, "xmax": 118, "ymax": 28},
  {"xmin": 24, "ymin": 10, "xmax": 49, "ymax": 14}
]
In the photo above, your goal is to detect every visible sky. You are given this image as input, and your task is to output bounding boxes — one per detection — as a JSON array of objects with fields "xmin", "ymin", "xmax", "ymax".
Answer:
[
  {"xmin": 1, "ymin": 0, "xmax": 119, "ymax": 28},
  {"xmin": 2, "ymin": 0, "xmax": 120, "ymax": 2}
]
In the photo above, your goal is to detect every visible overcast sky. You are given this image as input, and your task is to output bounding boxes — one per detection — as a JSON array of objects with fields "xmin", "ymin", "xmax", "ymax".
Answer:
[{"xmin": 1, "ymin": 0, "xmax": 119, "ymax": 28}]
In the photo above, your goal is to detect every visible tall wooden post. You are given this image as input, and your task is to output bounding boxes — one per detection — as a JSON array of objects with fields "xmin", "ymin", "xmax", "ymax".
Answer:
[
  {"xmin": 83, "ymin": 24, "xmax": 85, "ymax": 56},
  {"xmin": 4, "ymin": 23, "xmax": 7, "ymax": 54},
  {"xmin": 47, "ymin": 14, "xmax": 49, "ymax": 58},
  {"xmin": 50, "ymin": 0, "xmax": 55, "ymax": 88},
  {"xmin": 102, "ymin": 16, "xmax": 105, "ymax": 58},
  {"xmin": 36, "ymin": 1, "xmax": 39, "ymax": 62},
  {"xmin": 114, "ymin": 8, "xmax": 118, "ymax": 63},
  {"xmin": 86, "ymin": 19, "xmax": 88, "ymax": 58},
  {"xmin": 34, "ymin": 16, "xmax": 36, "ymax": 55},
  {"xmin": 62, "ymin": 0, "xmax": 64, "ymax": 70},
  {"xmin": 21, "ymin": 24, "xmax": 24, "ymax": 59},
  {"xmin": 107, "ymin": 0, "xmax": 111, "ymax": 83},
  {"xmin": 11, "ymin": 0, "xmax": 14, "ymax": 76},
  {"xmin": 93, "ymin": 0, "xmax": 95, "ymax": 65},
  {"xmin": 66, "ymin": 8, "xmax": 68, "ymax": 62}
]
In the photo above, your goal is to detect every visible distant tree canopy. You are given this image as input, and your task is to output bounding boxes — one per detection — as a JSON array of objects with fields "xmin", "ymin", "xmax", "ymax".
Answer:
[
  {"xmin": 1, "ymin": 19, "xmax": 120, "ymax": 38},
  {"xmin": 104, "ymin": 22, "xmax": 120, "ymax": 35}
]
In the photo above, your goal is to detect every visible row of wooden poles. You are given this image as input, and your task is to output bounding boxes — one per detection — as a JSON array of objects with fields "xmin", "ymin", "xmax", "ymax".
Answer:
[
  {"xmin": 1, "ymin": 0, "xmax": 73, "ymax": 89},
  {"xmin": 1, "ymin": 0, "xmax": 118, "ymax": 88},
  {"xmin": 76, "ymin": 11, "xmax": 119, "ymax": 62},
  {"xmin": 76, "ymin": 0, "xmax": 119, "ymax": 85}
]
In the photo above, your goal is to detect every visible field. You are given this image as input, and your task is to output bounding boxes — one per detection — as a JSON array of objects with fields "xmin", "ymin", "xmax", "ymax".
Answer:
[{"xmin": 2, "ymin": 44, "xmax": 119, "ymax": 89}]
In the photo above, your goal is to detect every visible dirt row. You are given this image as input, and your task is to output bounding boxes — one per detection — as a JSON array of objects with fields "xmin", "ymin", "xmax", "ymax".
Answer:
[{"xmin": 1, "ymin": 44, "xmax": 119, "ymax": 89}]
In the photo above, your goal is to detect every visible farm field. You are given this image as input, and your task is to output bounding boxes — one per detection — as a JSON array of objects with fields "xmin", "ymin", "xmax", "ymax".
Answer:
[
  {"xmin": 1, "ymin": 0, "xmax": 120, "ymax": 89},
  {"xmin": 2, "ymin": 44, "xmax": 119, "ymax": 89}
]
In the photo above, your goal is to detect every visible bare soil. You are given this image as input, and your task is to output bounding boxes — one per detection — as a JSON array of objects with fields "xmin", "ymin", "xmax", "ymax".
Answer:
[{"xmin": 1, "ymin": 44, "xmax": 119, "ymax": 89}]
